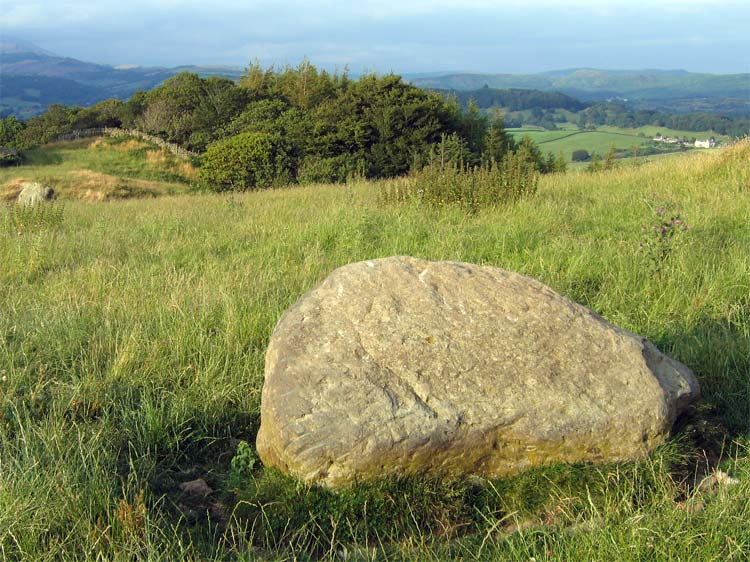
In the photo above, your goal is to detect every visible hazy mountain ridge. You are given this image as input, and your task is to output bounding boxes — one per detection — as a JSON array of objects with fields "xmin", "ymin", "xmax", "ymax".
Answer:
[
  {"xmin": 0, "ymin": 41, "xmax": 245, "ymax": 118},
  {"xmin": 406, "ymin": 68, "xmax": 749, "ymax": 97},
  {"xmin": 407, "ymin": 69, "xmax": 750, "ymax": 113},
  {"xmin": 2, "ymin": 40, "xmax": 748, "ymax": 118},
  {"xmin": 0, "ymin": 38, "xmax": 56, "ymax": 56}
]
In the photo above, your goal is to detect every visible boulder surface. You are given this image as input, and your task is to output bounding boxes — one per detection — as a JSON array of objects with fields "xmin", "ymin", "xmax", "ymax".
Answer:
[
  {"xmin": 17, "ymin": 182, "xmax": 55, "ymax": 205},
  {"xmin": 257, "ymin": 257, "xmax": 700, "ymax": 487}
]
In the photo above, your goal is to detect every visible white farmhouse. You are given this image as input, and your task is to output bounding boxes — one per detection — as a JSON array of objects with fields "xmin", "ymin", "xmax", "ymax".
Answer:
[{"xmin": 694, "ymin": 137, "xmax": 717, "ymax": 148}]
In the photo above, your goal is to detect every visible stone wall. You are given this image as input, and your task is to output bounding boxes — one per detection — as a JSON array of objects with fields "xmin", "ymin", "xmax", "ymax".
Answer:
[{"xmin": 54, "ymin": 128, "xmax": 199, "ymax": 160}]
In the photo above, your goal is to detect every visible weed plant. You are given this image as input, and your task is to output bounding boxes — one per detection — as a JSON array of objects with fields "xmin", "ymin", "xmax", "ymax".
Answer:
[
  {"xmin": 381, "ymin": 151, "xmax": 538, "ymax": 212},
  {"xmin": 640, "ymin": 202, "xmax": 691, "ymax": 274},
  {"xmin": 2, "ymin": 200, "xmax": 65, "ymax": 234}
]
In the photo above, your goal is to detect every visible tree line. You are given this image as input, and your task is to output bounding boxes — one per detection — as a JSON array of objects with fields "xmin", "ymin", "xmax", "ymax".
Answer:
[
  {"xmin": 576, "ymin": 102, "xmax": 750, "ymax": 137},
  {"xmin": 435, "ymin": 87, "xmax": 750, "ymax": 137},
  {"xmin": 439, "ymin": 87, "xmax": 588, "ymax": 113},
  {"xmin": 0, "ymin": 62, "xmax": 567, "ymax": 185}
]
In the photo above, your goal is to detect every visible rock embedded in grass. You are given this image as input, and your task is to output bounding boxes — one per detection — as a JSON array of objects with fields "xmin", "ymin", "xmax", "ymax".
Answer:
[
  {"xmin": 17, "ymin": 181, "xmax": 56, "ymax": 205},
  {"xmin": 257, "ymin": 256, "xmax": 700, "ymax": 488}
]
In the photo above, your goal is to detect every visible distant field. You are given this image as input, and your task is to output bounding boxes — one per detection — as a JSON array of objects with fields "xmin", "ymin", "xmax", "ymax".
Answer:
[
  {"xmin": 509, "ymin": 124, "xmax": 730, "ymax": 161},
  {"xmin": 509, "ymin": 128, "xmax": 648, "ymax": 159},
  {"xmin": 0, "ymin": 136, "xmax": 196, "ymax": 201},
  {"xmin": 599, "ymin": 125, "xmax": 731, "ymax": 141}
]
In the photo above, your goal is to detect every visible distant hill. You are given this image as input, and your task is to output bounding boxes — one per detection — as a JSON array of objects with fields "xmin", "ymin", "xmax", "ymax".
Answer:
[
  {"xmin": 435, "ymin": 88, "xmax": 589, "ymax": 113},
  {"xmin": 0, "ymin": 38, "xmax": 56, "ymax": 56},
  {"xmin": 406, "ymin": 68, "xmax": 750, "ymax": 115},
  {"xmin": 0, "ymin": 40, "xmax": 246, "ymax": 119},
  {"xmin": 2, "ymin": 40, "xmax": 748, "ymax": 118}
]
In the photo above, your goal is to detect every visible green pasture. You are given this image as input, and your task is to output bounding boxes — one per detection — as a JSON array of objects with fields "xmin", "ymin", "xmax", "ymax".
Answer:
[
  {"xmin": 599, "ymin": 125, "xmax": 731, "ymax": 141},
  {"xmin": 509, "ymin": 124, "xmax": 732, "ymax": 162},
  {"xmin": 510, "ymin": 128, "xmax": 648, "ymax": 160},
  {"xmin": 1, "ymin": 141, "xmax": 749, "ymax": 560}
]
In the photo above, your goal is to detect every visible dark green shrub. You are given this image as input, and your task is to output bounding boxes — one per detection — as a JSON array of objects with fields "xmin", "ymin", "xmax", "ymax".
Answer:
[
  {"xmin": 572, "ymin": 149, "xmax": 591, "ymax": 162},
  {"xmin": 198, "ymin": 132, "xmax": 292, "ymax": 191},
  {"xmin": 296, "ymin": 154, "xmax": 362, "ymax": 185}
]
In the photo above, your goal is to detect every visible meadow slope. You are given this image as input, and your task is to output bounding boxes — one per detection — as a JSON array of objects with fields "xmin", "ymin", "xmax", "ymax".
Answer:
[
  {"xmin": 1, "ymin": 143, "xmax": 749, "ymax": 560},
  {"xmin": 0, "ymin": 136, "xmax": 196, "ymax": 202}
]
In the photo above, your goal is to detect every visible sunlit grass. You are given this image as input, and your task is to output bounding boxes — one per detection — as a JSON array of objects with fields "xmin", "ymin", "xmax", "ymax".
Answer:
[
  {"xmin": 0, "ymin": 137, "xmax": 196, "ymax": 202},
  {"xmin": 1, "ymin": 142, "xmax": 749, "ymax": 560}
]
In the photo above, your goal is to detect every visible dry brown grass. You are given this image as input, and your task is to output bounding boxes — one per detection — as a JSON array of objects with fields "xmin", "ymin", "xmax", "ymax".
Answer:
[
  {"xmin": 1, "ymin": 178, "xmax": 32, "ymax": 201},
  {"xmin": 146, "ymin": 150, "xmax": 168, "ymax": 165},
  {"xmin": 68, "ymin": 170, "xmax": 123, "ymax": 201},
  {"xmin": 113, "ymin": 139, "xmax": 150, "ymax": 152},
  {"xmin": 2, "ymin": 172, "xmax": 169, "ymax": 202},
  {"xmin": 89, "ymin": 137, "xmax": 150, "ymax": 152},
  {"xmin": 145, "ymin": 149, "xmax": 198, "ymax": 179},
  {"xmin": 66, "ymin": 170, "xmax": 166, "ymax": 200},
  {"xmin": 177, "ymin": 161, "xmax": 198, "ymax": 179}
]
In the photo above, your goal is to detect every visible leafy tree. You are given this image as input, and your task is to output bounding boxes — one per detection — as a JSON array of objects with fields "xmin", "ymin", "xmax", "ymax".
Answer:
[
  {"xmin": 140, "ymin": 72, "xmax": 248, "ymax": 150},
  {"xmin": 188, "ymin": 77, "xmax": 249, "ymax": 148},
  {"xmin": 458, "ymin": 99, "xmax": 487, "ymax": 162},
  {"xmin": 72, "ymin": 99, "xmax": 126, "ymax": 129},
  {"xmin": 587, "ymin": 153, "xmax": 603, "ymax": 173},
  {"xmin": 516, "ymin": 135, "xmax": 546, "ymax": 173},
  {"xmin": 552, "ymin": 151, "xmax": 568, "ymax": 173},
  {"xmin": 602, "ymin": 145, "xmax": 618, "ymax": 170},
  {"xmin": 0, "ymin": 116, "xmax": 25, "ymax": 149},
  {"xmin": 428, "ymin": 133, "xmax": 472, "ymax": 169},
  {"xmin": 140, "ymin": 73, "xmax": 206, "ymax": 143},
  {"xmin": 238, "ymin": 61, "xmax": 276, "ymax": 100},
  {"xmin": 15, "ymin": 104, "xmax": 76, "ymax": 147},
  {"xmin": 121, "ymin": 91, "xmax": 148, "ymax": 128},
  {"xmin": 483, "ymin": 117, "xmax": 515, "ymax": 165},
  {"xmin": 274, "ymin": 60, "xmax": 336, "ymax": 110}
]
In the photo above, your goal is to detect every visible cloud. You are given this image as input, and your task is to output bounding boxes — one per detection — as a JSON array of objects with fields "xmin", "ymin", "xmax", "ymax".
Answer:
[
  {"xmin": 1, "ymin": 0, "xmax": 747, "ymax": 73},
  {"xmin": 2, "ymin": 0, "xmax": 746, "ymax": 28}
]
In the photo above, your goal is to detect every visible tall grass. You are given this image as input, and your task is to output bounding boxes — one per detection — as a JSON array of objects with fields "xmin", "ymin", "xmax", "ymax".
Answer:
[
  {"xmin": 381, "ymin": 152, "xmax": 539, "ymax": 212},
  {"xmin": 0, "ymin": 142, "xmax": 749, "ymax": 560}
]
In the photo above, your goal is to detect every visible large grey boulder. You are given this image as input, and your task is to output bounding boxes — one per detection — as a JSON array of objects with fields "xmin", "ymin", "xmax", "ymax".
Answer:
[
  {"xmin": 257, "ymin": 257, "xmax": 700, "ymax": 488},
  {"xmin": 17, "ymin": 182, "xmax": 56, "ymax": 205}
]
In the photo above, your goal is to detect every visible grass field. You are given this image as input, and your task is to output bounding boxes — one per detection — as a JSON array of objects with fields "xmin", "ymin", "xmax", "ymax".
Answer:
[
  {"xmin": 508, "ymin": 125, "xmax": 731, "ymax": 162},
  {"xmin": 509, "ymin": 128, "xmax": 649, "ymax": 159},
  {"xmin": 0, "ymin": 136, "xmax": 196, "ymax": 202},
  {"xmin": 599, "ymin": 125, "xmax": 731, "ymax": 142},
  {"xmin": 1, "ymin": 141, "xmax": 750, "ymax": 560}
]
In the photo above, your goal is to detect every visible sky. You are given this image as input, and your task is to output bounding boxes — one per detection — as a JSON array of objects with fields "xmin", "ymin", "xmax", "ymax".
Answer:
[{"xmin": 2, "ymin": 0, "xmax": 749, "ymax": 74}]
